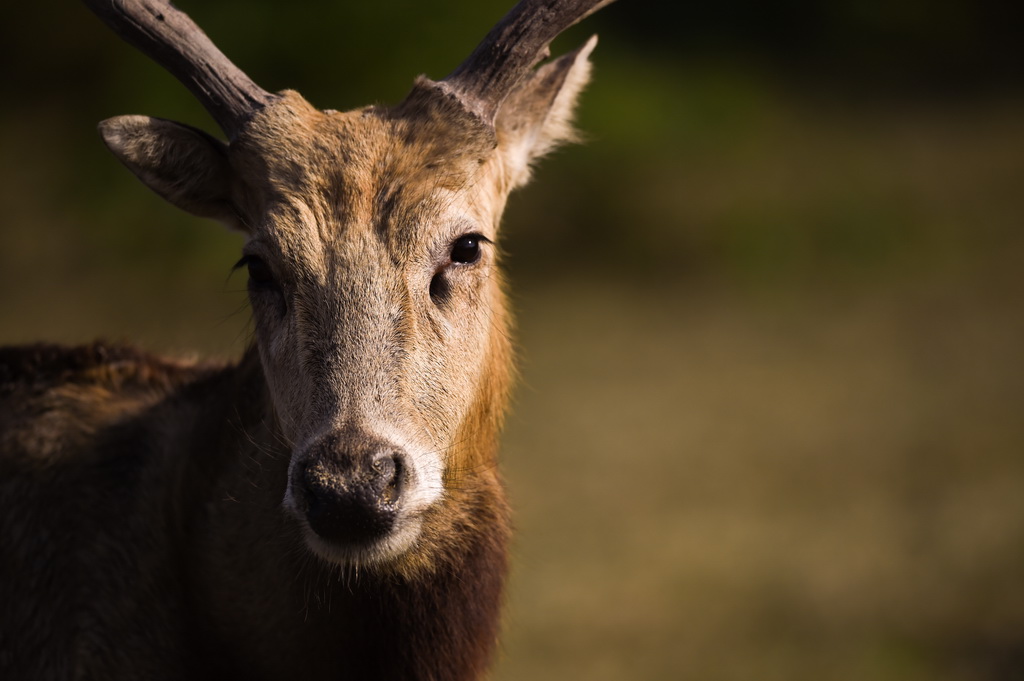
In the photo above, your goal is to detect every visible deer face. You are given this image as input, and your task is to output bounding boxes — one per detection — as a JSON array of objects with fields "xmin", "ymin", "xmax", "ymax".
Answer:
[
  {"xmin": 230, "ymin": 93, "xmax": 512, "ymax": 563},
  {"xmin": 93, "ymin": 0, "xmax": 599, "ymax": 566}
]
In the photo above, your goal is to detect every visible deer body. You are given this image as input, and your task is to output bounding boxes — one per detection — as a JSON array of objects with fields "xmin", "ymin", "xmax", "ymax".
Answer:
[
  {"xmin": 0, "ymin": 1, "xmax": 612, "ymax": 678},
  {"xmin": 1, "ymin": 344, "xmax": 506, "ymax": 679}
]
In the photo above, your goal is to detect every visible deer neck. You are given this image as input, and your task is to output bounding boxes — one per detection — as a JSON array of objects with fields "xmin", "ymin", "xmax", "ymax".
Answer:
[{"xmin": 176, "ymin": 347, "xmax": 510, "ymax": 679}]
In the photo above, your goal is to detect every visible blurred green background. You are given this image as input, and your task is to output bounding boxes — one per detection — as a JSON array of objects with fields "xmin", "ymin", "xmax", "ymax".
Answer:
[{"xmin": 2, "ymin": 1, "xmax": 1023, "ymax": 679}]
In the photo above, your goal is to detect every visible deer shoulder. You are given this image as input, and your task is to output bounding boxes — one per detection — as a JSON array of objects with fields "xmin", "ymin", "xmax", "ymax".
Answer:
[{"xmin": 0, "ymin": 342, "xmax": 225, "ymax": 470}]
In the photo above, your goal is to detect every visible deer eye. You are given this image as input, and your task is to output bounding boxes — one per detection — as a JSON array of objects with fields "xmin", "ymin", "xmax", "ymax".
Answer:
[
  {"xmin": 235, "ymin": 255, "xmax": 276, "ymax": 288},
  {"xmin": 450, "ymin": 234, "xmax": 484, "ymax": 264}
]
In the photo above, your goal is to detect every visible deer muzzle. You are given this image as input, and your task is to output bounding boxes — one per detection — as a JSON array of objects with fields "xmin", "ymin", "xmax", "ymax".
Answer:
[{"xmin": 294, "ymin": 431, "xmax": 410, "ymax": 548}]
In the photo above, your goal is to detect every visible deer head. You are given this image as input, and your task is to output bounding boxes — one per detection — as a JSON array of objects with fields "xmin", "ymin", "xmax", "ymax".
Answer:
[{"xmin": 86, "ymin": 0, "xmax": 610, "ymax": 568}]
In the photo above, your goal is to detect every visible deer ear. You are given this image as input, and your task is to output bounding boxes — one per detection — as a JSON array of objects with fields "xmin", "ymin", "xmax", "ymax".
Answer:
[
  {"xmin": 98, "ymin": 115, "xmax": 239, "ymax": 228},
  {"xmin": 494, "ymin": 35, "xmax": 597, "ymax": 190}
]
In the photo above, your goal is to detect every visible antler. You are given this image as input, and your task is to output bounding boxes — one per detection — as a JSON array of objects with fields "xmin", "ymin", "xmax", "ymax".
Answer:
[
  {"xmin": 82, "ymin": 0, "xmax": 276, "ymax": 139},
  {"xmin": 426, "ymin": 0, "xmax": 615, "ymax": 124}
]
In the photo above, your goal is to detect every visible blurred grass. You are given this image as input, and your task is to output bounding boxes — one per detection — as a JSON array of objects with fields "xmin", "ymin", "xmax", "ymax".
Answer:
[
  {"xmin": 498, "ymin": 275, "xmax": 1024, "ymax": 681},
  {"xmin": 1, "ymin": 1, "xmax": 1023, "ymax": 679}
]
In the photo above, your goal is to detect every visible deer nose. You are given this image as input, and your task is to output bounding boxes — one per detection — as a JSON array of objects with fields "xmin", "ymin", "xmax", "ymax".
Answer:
[{"xmin": 299, "ymin": 439, "xmax": 407, "ymax": 547}]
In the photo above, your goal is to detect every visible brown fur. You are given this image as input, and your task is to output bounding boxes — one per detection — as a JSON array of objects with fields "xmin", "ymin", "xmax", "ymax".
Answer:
[
  {"xmin": 1, "ymin": 3, "xmax": 603, "ymax": 678},
  {"xmin": 0, "ymin": 342, "xmax": 509, "ymax": 679}
]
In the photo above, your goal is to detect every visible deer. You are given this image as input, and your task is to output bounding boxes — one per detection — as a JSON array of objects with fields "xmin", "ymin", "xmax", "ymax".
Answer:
[{"xmin": 0, "ymin": 0, "xmax": 614, "ymax": 678}]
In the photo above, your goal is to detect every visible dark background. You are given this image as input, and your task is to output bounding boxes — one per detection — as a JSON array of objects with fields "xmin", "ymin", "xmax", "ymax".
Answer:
[{"xmin": 2, "ymin": 2, "xmax": 1023, "ymax": 679}]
